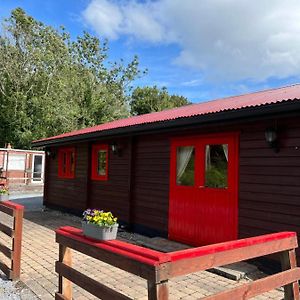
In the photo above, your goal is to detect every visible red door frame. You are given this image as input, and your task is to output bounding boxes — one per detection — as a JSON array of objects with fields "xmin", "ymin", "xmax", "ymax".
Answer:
[{"xmin": 168, "ymin": 132, "xmax": 239, "ymax": 245}]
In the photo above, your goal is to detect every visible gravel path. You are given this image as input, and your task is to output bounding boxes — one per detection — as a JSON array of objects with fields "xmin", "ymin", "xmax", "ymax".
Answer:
[{"xmin": 0, "ymin": 276, "xmax": 38, "ymax": 300}]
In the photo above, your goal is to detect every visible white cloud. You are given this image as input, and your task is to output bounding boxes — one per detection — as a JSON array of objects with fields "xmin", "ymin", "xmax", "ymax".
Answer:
[
  {"xmin": 182, "ymin": 79, "xmax": 202, "ymax": 87},
  {"xmin": 83, "ymin": 0, "xmax": 300, "ymax": 82},
  {"xmin": 82, "ymin": 0, "xmax": 170, "ymax": 42},
  {"xmin": 82, "ymin": 0, "xmax": 122, "ymax": 39}
]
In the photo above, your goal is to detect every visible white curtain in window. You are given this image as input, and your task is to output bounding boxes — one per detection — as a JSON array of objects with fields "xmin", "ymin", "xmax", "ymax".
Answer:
[
  {"xmin": 222, "ymin": 144, "xmax": 228, "ymax": 161},
  {"xmin": 176, "ymin": 146, "xmax": 194, "ymax": 181}
]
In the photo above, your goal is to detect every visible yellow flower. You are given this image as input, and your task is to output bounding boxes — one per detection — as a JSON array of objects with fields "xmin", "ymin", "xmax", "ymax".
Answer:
[{"xmin": 83, "ymin": 209, "xmax": 118, "ymax": 226}]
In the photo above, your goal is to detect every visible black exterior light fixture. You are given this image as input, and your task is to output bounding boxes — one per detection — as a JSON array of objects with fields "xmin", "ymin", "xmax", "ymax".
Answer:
[
  {"xmin": 265, "ymin": 127, "xmax": 279, "ymax": 152},
  {"xmin": 111, "ymin": 142, "xmax": 121, "ymax": 156},
  {"xmin": 46, "ymin": 148, "xmax": 56, "ymax": 159}
]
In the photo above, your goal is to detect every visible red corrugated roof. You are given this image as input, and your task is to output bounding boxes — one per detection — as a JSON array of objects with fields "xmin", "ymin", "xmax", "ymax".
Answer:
[{"xmin": 34, "ymin": 84, "xmax": 300, "ymax": 143}]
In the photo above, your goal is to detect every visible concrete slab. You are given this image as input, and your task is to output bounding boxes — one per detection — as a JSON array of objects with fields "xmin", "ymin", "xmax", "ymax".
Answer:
[
  {"xmin": 8, "ymin": 194, "xmax": 43, "ymax": 212},
  {"xmin": 209, "ymin": 262, "xmax": 259, "ymax": 281}
]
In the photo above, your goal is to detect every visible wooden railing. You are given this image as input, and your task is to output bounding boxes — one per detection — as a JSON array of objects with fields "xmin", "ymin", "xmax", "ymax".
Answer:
[
  {"xmin": 0, "ymin": 201, "xmax": 24, "ymax": 280},
  {"xmin": 55, "ymin": 227, "xmax": 300, "ymax": 300}
]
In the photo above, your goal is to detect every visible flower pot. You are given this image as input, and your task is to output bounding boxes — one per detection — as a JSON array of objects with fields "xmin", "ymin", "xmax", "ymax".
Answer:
[
  {"xmin": 0, "ymin": 194, "xmax": 9, "ymax": 201},
  {"xmin": 82, "ymin": 222, "xmax": 118, "ymax": 241}
]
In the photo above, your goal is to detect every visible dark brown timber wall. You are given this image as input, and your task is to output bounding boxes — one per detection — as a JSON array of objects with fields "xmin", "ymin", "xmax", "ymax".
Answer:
[
  {"xmin": 44, "ymin": 138, "xmax": 131, "ymax": 222},
  {"xmin": 44, "ymin": 114, "xmax": 300, "ymax": 249},
  {"xmin": 238, "ymin": 117, "xmax": 300, "ymax": 243},
  {"xmin": 44, "ymin": 142, "xmax": 89, "ymax": 211},
  {"xmin": 88, "ymin": 137, "xmax": 131, "ymax": 223},
  {"xmin": 131, "ymin": 135, "xmax": 170, "ymax": 236}
]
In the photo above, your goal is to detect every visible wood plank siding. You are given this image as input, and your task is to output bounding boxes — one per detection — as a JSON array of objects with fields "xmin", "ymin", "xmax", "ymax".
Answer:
[
  {"xmin": 44, "ymin": 115, "xmax": 300, "ymax": 250},
  {"xmin": 88, "ymin": 138, "xmax": 131, "ymax": 223},
  {"xmin": 131, "ymin": 135, "xmax": 170, "ymax": 236},
  {"xmin": 238, "ymin": 118, "xmax": 300, "ymax": 243},
  {"xmin": 45, "ymin": 143, "xmax": 89, "ymax": 211}
]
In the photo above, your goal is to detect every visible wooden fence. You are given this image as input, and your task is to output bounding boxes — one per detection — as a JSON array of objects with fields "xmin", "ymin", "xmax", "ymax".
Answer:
[
  {"xmin": 55, "ymin": 226, "xmax": 300, "ymax": 300},
  {"xmin": 0, "ymin": 201, "xmax": 24, "ymax": 280}
]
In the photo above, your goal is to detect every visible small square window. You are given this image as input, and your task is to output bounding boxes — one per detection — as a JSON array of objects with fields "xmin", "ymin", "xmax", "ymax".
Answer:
[
  {"xmin": 58, "ymin": 147, "xmax": 76, "ymax": 179},
  {"xmin": 91, "ymin": 144, "xmax": 108, "ymax": 181}
]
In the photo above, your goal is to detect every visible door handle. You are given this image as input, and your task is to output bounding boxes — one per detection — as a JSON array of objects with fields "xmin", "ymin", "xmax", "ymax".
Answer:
[{"xmin": 198, "ymin": 186, "xmax": 205, "ymax": 189}]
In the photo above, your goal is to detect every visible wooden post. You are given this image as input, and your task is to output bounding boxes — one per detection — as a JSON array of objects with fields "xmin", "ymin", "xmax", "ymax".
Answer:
[
  {"xmin": 11, "ymin": 207, "xmax": 23, "ymax": 280},
  {"xmin": 280, "ymin": 249, "xmax": 300, "ymax": 300},
  {"xmin": 147, "ymin": 280, "xmax": 169, "ymax": 300},
  {"xmin": 5, "ymin": 150, "xmax": 9, "ymax": 186},
  {"xmin": 58, "ymin": 244, "xmax": 73, "ymax": 300}
]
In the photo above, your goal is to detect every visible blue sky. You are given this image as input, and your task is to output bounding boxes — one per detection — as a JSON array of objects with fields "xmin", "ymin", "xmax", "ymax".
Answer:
[{"xmin": 1, "ymin": 0, "xmax": 300, "ymax": 103}]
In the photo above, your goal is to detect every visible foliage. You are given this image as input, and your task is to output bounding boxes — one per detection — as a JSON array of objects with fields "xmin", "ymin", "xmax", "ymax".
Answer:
[
  {"xmin": 0, "ymin": 186, "xmax": 9, "ymax": 195},
  {"xmin": 205, "ymin": 166, "xmax": 227, "ymax": 188},
  {"xmin": 82, "ymin": 209, "xmax": 117, "ymax": 227},
  {"xmin": 0, "ymin": 8, "xmax": 143, "ymax": 148},
  {"xmin": 130, "ymin": 86, "xmax": 190, "ymax": 115},
  {"xmin": 0, "ymin": 8, "xmax": 190, "ymax": 148},
  {"xmin": 205, "ymin": 145, "xmax": 228, "ymax": 188}
]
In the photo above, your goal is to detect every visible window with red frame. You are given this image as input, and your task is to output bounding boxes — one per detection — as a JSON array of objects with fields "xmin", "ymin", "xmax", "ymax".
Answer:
[
  {"xmin": 91, "ymin": 144, "xmax": 108, "ymax": 180},
  {"xmin": 58, "ymin": 147, "xmax": 76, "ymax": 178}
]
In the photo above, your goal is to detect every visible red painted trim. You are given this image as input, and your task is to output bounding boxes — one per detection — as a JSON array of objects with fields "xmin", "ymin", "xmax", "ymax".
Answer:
[
  {"xmin": 56, "ymin": 226, "xmax": 296, "ymax": 266},
  {"xmin": 1, "ymin": 201, "xmax": 24, "ymax": 211},
  {"xmin": 58, "ymin": 147, "xmax": 76, "ymax": 179},
  {"xmin": 91, "ymin": 144, "xmax": 109, "ymax": 181},
  {"xmin": 169, "ymin": 231, "xmax": 296, "ymax": 261},
  {"xmin": 56, "ymin": 226, "xmax": 170, "ymax": 266}
]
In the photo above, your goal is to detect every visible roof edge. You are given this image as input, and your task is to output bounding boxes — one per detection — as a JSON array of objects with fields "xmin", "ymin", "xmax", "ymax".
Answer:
[{"xmin": 32, "ymin": 100, "xmax": 300, "ymax": 148}]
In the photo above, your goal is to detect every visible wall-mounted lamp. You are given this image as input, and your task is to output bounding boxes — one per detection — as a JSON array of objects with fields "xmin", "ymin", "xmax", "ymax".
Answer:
[
  {"xmin": 46, "ymin": 149, "xmax": 56, "ymax": 159},
  {"xmin": 265, "ymin": 127, "xmax": 279, "ymax": 153},
  {"xmin": 111, "ymin": 142, "xmax": 121, "ymax": 156}
]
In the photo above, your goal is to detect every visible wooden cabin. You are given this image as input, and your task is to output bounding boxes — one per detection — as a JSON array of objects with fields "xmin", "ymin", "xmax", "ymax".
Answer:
[{"xmin": 33, "ymin": 84, "xmax": 300, "ymax": 249}]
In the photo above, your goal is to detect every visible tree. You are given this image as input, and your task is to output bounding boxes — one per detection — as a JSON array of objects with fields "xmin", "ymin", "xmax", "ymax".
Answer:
[
  {"xmin": 0, "ymin": 8, "xmax": 144, "ymax": 148},
  {"xmin": 130, "ymin": 86, "xmax": 190, "ymax": 115}
]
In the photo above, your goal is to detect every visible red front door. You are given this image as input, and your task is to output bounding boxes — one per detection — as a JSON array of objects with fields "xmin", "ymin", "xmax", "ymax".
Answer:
[{"xmin": 168, "ymin": 133, "xmax": 239, "ymax": 246}]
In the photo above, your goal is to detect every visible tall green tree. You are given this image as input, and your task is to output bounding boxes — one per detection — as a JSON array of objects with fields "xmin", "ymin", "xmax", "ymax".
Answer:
[
  {"xmin": 0, "ymin": 8, "xmax": 143, "ymax": 148},
  {"xmin": 130, "ymin": 86, "xmax": 190, "ymax": 115}
]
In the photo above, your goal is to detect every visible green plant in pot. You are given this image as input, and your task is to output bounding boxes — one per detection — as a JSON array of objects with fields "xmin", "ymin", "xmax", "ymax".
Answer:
[
  {"xmin": 0, "ymin": 186, "xmax": 9, "ymax": 201},
  {"xmin": 82, "ymin": 209, "xmax": 118, "ymax": 240}
]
